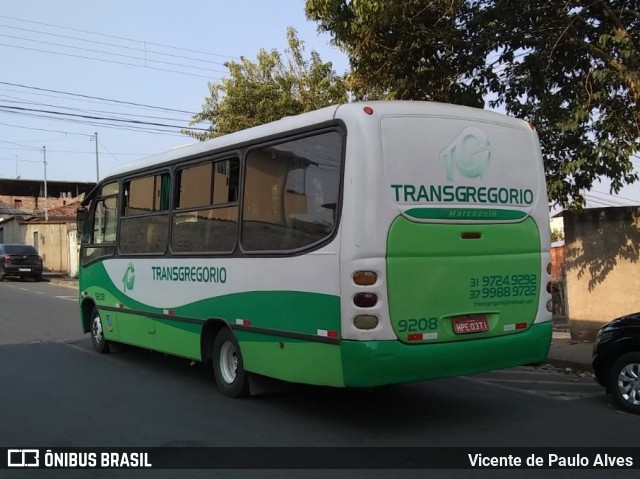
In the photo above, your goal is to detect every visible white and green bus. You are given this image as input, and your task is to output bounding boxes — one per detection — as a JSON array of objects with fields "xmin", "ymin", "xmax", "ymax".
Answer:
[{"xmin": 77, "ymin": 101, "xmax": 553, "ymax": 397}]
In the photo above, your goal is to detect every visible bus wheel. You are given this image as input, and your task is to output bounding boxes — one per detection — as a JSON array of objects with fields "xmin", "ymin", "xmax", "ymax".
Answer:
[
  {"xmin": 213, "ymin": 328, "xmax": 249, "ymax": 398},
  {"xmin": 90, "ymin": 307, "xmax": 110, "ymax": 354}
]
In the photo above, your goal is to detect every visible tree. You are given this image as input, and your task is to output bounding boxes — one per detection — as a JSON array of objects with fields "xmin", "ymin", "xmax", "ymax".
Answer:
[
  {"xmin": 305, "ymin": 0, "xmax": 490, "ymax": 105},
  {"xmin": 305, "ymin": 0, "xmax": 640, "ymax": 208},
  {"xmin": 186, "ymin": 27, "xmax": 347, "ymax": 141}
]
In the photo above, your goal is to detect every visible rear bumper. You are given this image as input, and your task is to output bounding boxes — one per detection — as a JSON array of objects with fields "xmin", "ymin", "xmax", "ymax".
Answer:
[
  {"xmin": 3, "ymin": 265, "xmax": 43, "ymax": 277},
  {"xmin": 340, "ymin": 321, "xmax": 552, "ymax": 387}
]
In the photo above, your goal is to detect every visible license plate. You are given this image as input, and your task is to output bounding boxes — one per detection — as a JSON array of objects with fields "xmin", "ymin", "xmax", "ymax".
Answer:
[
  {"xmin": 18, "ymin": 268, "xmax": 31, "ymax": 272},
  {"xmin": 452, "ymin": 315, "xmax": 489, "ymax": 334}
]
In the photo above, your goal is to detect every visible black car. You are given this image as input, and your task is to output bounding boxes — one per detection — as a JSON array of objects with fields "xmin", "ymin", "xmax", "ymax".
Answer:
[
  {"xmin": 592, "ymin": 313, "xmax": 640, "ymax": 414},
  {"xmin": 0, "ymin": 243, "xmax": 44, "ymax": 281}
]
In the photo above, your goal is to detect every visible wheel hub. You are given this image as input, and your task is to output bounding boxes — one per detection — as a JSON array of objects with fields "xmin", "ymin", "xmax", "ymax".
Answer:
[
  {"xmin": 619, "ymin": 363, "xmax": 640, "ymax": 405},
  {"xmin": 219, "ymin": 341, "xmax": 237, "ymax": 384},
  {"xmin": 92, "ymin": 317, "xmax": 103, "ymax": 344}
]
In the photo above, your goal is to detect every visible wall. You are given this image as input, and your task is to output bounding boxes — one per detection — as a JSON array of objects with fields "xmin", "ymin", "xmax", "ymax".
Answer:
[
  {"xmin": 564, "ymin": 206, "xmax": 640, "ymax": 340},
  {"xmin": 23, "ymin": 222, "xmax": 70, "ymax": 272},
  {"xmin": 0, "ymin": 220, "xmax": 72, "ymax": 273}
]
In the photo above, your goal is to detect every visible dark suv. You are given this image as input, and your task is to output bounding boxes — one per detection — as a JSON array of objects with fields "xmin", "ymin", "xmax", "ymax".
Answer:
[
  {"xmin": 0, "ymin": 244, "xmax": 44, "ymax": 281},
  {"xmin": 592, "ymin": 313, "xmax": 640, "ymax": 415}
]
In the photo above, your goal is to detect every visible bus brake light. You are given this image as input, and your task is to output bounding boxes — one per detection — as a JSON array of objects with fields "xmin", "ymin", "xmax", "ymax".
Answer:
[{"xmin": 354, "ymin": 293, "xmax": 378, "ymax": 308}]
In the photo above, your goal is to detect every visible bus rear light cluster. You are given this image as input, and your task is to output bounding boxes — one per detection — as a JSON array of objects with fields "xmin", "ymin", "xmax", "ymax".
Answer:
[
  {"xmin": 546, "ymin": 282, "xmax": 552, "ymax": 294},
  {"xmin": 547, "ymin": 300, "xmax": 553, "ymax": 312},
  {"xmin": 547, "ymin": 262, "xmax": 552, "ymax": 274},
  {"xmin": 353, "ymin": 292, "xmax": 378, "ymax": 308},
  {"xmin": 354, "ymin": 315, "xmax": 378, "ymax": 330},
  {"xmin": 353, "ymin": 271, "xmax": 377, "ymax": 286}
]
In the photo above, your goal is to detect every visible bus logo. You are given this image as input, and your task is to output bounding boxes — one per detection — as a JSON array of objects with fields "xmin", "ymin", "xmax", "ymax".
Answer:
[
  {"xmin": 440, "ymin": 126, "xmax": 491, "ymax": 181},
  {"xmin": 122, "ymin": 263, "xmax": 135, "ymax": 292}
]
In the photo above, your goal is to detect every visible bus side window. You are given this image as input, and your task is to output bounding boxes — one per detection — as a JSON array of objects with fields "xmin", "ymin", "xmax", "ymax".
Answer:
[
  {"xmin": 171, "ymin": 158, "xmax": 239, "ymax": 254},
  {"xmin": 241, "ymin": 131, "xmax": 342, "ymax": 252},
  {"xmin": 120, "ymin": 173, "xmax": 170, "ymax": 255}
]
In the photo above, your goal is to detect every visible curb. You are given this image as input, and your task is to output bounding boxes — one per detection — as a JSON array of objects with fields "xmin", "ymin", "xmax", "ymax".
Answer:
[{"xmin": 47, "ymin": 279, "xmax": 79, "ymax": 290}]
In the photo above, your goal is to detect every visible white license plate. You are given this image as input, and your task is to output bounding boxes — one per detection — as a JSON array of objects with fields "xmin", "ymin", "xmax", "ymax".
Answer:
[{"xmin": 18, "ymin": 268, "xmax": 31, "ymax": 272}]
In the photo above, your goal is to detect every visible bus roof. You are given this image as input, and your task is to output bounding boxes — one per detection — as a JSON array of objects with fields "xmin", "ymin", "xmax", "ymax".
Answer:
[{"xmin": 106, "ymin": 101, "xmax": 531, "ymax": 179}]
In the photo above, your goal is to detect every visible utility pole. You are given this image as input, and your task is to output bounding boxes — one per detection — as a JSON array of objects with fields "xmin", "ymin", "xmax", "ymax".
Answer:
[
  {"xmin": 94, "ymin": 132, "xmax": 99, "ymax": 182},
  {"xmin": 43, "ymin": 146, "xmax": 48, "ymax": 221}
]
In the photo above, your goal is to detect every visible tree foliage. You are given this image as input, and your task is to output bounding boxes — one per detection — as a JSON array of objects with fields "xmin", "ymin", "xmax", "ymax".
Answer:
[
  {"xmin": 186, "ymin": 27, "xmax": 347, "ymax": 141},
  {"xmin": 306, "ymin": 0, "xmax": 640, "ymax": 208}
]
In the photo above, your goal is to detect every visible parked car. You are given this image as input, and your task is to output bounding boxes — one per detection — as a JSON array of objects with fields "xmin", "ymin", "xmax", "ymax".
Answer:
[
  {"xmin": 0, "ymin": 243, "xmax": 44, "ymax": 281},
  {"xmin": 592, "ymin": 313, "xmax": 640, "ymax": 415}
]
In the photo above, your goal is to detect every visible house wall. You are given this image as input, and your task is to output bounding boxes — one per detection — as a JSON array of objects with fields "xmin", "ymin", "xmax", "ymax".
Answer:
[
  {"xmin": 23, "ymin": 223, "xmax": 70, "ymax": 272},
  {"xmin": 564, "ymin": 206, "xmax": 640, "ymax": 340},
  {"xmin": 0, "ymin": 219, "xmax": 22, "ymax": 244},
  {"xmin": 0, "ymin": 220, "xmax": 71, "ymax": 272}
]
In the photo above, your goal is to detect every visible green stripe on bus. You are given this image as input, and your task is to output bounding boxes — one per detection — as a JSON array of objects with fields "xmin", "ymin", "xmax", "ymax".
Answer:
[
  {"xmin": 82, "ymin": 262, "xmax": 341, "ymax": 372},
  {"xmin": 405, "ymin": 208, "xmax": 527, "ymax": 221}
]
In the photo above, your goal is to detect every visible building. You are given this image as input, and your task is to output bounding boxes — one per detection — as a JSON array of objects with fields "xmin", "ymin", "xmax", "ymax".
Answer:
[{"xmin": 0, "ymin": 178, "xmax": 95, "ymax": 276}]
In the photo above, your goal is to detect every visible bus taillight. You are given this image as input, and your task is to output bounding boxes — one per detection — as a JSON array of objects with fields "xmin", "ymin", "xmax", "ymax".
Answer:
[
  {"xmin": 354, "ymin": 293, "xmax": 378, "ymax": 308},
  {"xmin": 354, "ymin": 315, "xmax": 378, "ymax": 330},
  {"xmin": 353, "ymin": 271, "xmax": 377, "ymax": 286}
]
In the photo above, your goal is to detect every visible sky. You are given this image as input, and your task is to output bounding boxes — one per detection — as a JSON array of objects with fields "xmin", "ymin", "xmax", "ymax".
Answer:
[
  {"xmin": 0, "ymin": 1, "xmax": 637, "ymax": 209},
  {"xmin": 0, "ymin": 0, "xmax": 349, "ymax": 184}
]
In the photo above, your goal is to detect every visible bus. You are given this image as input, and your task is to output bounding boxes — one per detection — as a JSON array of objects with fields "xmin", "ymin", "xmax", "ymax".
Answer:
[{"xmin": 77, "ymin": 101, "xmax": 553, "ymax": 397}]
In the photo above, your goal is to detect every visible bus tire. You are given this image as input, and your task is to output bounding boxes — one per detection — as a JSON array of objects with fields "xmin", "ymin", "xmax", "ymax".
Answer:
[
  {"xmin": 90, "ymin": 307, "xmax": 110, "ymax": 354},
  {"xmin": 213, "ymin": 328, "xmax": 249, "ymax": 398}
]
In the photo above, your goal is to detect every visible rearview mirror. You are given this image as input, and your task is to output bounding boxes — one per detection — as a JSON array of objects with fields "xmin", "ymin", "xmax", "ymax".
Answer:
[{"xmin": 76, "ymin": 207, "xmax": 88, "ymax": 244}]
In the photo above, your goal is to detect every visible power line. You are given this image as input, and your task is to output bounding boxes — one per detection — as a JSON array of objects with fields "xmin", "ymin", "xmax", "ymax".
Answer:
[
  {"xmin": 0, "ymin": 33, "xmax": 229, "ymax": 74},
  {"xmin": 0, "ymin": 110, "xmax": 189, "ymax": 137},
  {"xmin": 0, "ymin": 86, "xmax": 190, "ymax": 115},
  {"xmin": 0, "ymin": 14, "xmax": 238, "ymax": 60},
  {"xmin": 0, "ymin": 104, "xmax": 208, "ymax": 131},
  {"xmin": 0, "ymin": 146, "xmax": 150, "ymax": 155},
  {"xmin": 589, "ymin": 189, "xmax": 639, "ymax": 205},
  {"xmin": 98, "ymin": 141, "xmax": 126, "ymax": 165},
  {"xmin": 0, "ymin": 23, "xmax": 230, "ymax": 66},
  {"xmin": 0, "ymin": 140, "xmax": 41, "ymax": 150},
  {"xmin": 0, "ymin": 42, "xmax": 218, "ymax": 80},
  {"xmin": 0, "ymin": 96, "xmax": 195, "ymax": 123},
  {"xmin": 0, "ymin": 81, "xmax": 198, "ymax": 115},
  {"xmin": 584, "ymin": 193, "xmax": 634, "ymax": 207},
  {"xmin": 0, "ymin": 121, "xmax": 94, "ymax": 137}
]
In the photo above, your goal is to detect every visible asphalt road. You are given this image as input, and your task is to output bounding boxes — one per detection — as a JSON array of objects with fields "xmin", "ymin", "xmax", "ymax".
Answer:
[{"xmin": 0, "ymin": 279, "xmax": 638, "ymax": 479}]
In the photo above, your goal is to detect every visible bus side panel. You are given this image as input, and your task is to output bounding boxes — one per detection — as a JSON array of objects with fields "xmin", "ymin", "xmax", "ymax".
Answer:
[
  {"xmin": 152, "ymin": 319, "xmax": 203, "ymax": 359},
  {"xmin": 236, "ymin": 331, "xmax": 344, "ymax": 387},
  {"xmin": 81, "ymin": 259, "xmax": 346, "ymax": 380},
  {"xmin": 174, "ymin": 290, "xmax": 343, "ymax": 382}
]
